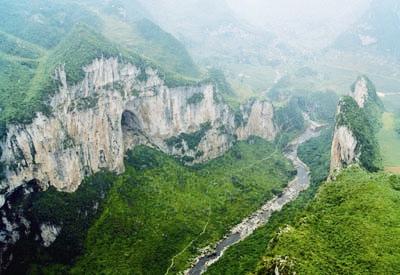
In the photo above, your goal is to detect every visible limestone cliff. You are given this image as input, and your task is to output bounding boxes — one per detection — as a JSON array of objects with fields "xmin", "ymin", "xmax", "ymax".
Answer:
[
  {"xmin": 236, "ymin": 100, "xmax": 276, "ymax": 141},
  {"xmin": 330, "ymin": 76, "xmax": 382, "ymax": 174},
  {"xmin": 351, "ymin": 76, "xmax": 370, "ymax": 108},
  {"xmin": 350, "ymin": 75, "xmax": 383, "ymax": 110},
  {"xmin": 330, "ymin": 125, "xmax": 358, "ymax": 173},
  {"xmin": 0, "ymin": 57, "xmax": 277, "ymax": 210}
]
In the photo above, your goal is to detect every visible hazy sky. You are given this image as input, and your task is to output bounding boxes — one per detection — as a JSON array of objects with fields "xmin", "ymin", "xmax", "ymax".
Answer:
[
  {"xmin": 226, "ymin": 0, "xmax": 371, "ymax": 49},
  {"xmin": 140, "ymin": 0, "xmax": 373, "ymax": 50},
  {"xmin": 227, "ymin": 0, "xmax": 370, "ymax": 27}
]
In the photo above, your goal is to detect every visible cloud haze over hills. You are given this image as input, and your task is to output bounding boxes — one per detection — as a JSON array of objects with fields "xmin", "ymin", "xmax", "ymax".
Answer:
[{"xmin": 227, "ymin": 0, "xmax": 370, "ymax": 49}]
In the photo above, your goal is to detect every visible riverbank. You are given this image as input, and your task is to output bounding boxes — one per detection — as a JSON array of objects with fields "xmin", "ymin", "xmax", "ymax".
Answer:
[{"xmin": 185, "ymin": 118, "xmax": 325, "ymax": 275}]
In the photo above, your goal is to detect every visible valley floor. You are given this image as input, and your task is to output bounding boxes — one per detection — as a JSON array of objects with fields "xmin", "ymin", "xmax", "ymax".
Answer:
[
  {"xmin": 378, "ymin": 112, "xmax": 400, "ymax": 174},
  {"xmin": 205, "ymin": 127, "xmax": 333, "ymax": 274},
  {"xmin": 22, "ymin": 138, "xmax": 294, "ymax": 274},
  {"xmin": 187, "ymin": 117, "xmax": 324, "ymax": 274},
  {"xmin": 70, "ymin": 141, "xmax": 293, "ymax": 274}
]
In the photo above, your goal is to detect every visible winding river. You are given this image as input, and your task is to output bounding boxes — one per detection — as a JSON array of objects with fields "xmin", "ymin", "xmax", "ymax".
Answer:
[{"xmin": 186, "ymin": 118, "xmax": 325, "ymax": 275}]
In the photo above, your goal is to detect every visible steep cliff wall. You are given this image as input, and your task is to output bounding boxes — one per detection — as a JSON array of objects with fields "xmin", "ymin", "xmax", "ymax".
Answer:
[
  {"xmin": 236, "ymin": 100, "xmax": 277, "ymax": 141},
  {"xmin": 330, "ymin": 125, "xmax": 358, "ymax": 172},
  {"xmin": 0, "ymin": 57, "xmax": 277, "ymax": 209},
  {"xmin": 351, "ymin": 76, "xmax": 370, "ymax": 108},
  {"xmin": 0, "ymin": 58, "xmax": 279, "ymax": 258}
]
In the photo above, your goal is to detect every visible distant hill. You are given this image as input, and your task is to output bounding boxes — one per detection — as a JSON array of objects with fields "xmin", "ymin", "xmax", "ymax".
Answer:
[
  {"xmin": 334, "ymin": 0, "xmax": 400, "ymax": 59},
  {"xmin": 137, "ymin": 0, "xmax": 277, "ymax": 66},
  {"xmin": 0, "ymin": 0, "xmax": 101, "ymax": 48}
]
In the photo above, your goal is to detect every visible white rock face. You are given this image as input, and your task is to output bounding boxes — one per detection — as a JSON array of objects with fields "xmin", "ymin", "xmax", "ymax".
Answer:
[
  {"xmin": 329, "ymin": 76, "xmax": 380, "ymax": 175},
  {"xmin": 0, "ymin": 57, "xmax": 277, "ymax": 208},
  {"xmin": 40, "ymin": 223, "xmax": 61, "ymax": 247},
  {"xmin": 330, "ymin": 126, "xmax": 358, "ymax": 174},
  {"xmin": 236, "ymin": 100, "xmax": 277, "ymax": 141},
  {"xmin": 1, "ymin": 59, "xmax": 129, "ymax": 195},
  {"xmin": 352, "ymin": 76, "xmax": 369, "ymax": 108}
]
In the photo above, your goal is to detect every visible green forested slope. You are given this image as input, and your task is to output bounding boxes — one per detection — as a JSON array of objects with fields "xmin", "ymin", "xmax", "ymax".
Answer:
[
  {"xmin": 0, "ymin": 25, "xmax": 125, "ymax": 127},
  {"xmin": 255, "ymin": 167, "xmax": 400, "ymax": 275},
  {"xmin": 10, "ymin": 139, "xmax": 294, "ymax": 274},
  {"xmin": 0, "ymin": 31, "xmax": 45, "ymax": 59},
  {"xmin": 0, "ymin": 0, "xmax": 101, "ymax": 48},
  {"xmin": 378, "ymin": 112, "xmax": 400, "ymax": 173},
  {"xmin": 336, "ymin": 96, "xmax": 382, "ymax": 172},
  {"xmin": 130, "ymin": 18, "xmax": 200, "ymax": 77},
  {"xmin": 69, "ymin": 140, "xmax": 294, "ymax": 274},
  {"xmin": 0, "ymin": 0, "xmax": 200, "ymax": 130},
  {"xmin": 205, "ymin": 127, "xmax": 333, "ymax": 275}
]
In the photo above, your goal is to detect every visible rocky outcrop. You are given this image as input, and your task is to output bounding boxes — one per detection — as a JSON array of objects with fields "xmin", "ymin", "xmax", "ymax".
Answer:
[
  {"xmin": 0, "ymin": 58, "xmax": 278, "ymax": 258},
  {"xmin": 40, "ymin": 223, "xmax": 61, "ymax": 247},
  {"xmin": 0, "ymin": 57, "xmax": 277, "ymax": 209},
  {"xmin": 351, "ymin": 76, "xmax": 370, "ymax": 108},
  {"xmin": 236, "ymin": 100, "xmax": 277, "ymax": 141},
  {"xmin": 185, "ymin": 116, "xmax": 324, "ymax": 275},
  {"xmin": 330, "ymin": 126, "xmax": 358, "ymax": 173},
  {"xmin": 330, "ymin": 76, "xmax": 382, "ymax": 174}
]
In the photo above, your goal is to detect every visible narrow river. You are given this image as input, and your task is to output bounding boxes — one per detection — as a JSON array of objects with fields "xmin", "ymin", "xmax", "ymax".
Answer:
[{"xmin": 186, "ymin": 118, "xmax": 325, "ymax": 275}]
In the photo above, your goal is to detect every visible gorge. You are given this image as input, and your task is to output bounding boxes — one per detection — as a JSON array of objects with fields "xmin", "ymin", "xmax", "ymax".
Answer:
[
  {"xmin": 0, "ymin": 56, "xmax": 279, "ymax": 268},
  {"xmin": 1, "ymin": 1, "xmax": 400, "ymax": 274},
  {"xmin": 187, "ymin": 117, "xmax": 324, "ymax": 274}
]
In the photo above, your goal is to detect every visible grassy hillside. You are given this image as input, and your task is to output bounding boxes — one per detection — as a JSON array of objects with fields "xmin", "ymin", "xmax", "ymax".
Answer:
[
  {"xmin": 378, "ymin": 112, "xmax": 400, "ymax": 173},
  {"xmin": 0, "ymin": 54, "xmax": 39, "ymax": 134},
  {"xmin": 99, "ymin": 14, "xmax": 200, "ymax": 79},
  {"xmin": 58, "ymin": 139, "xmax": 294, "ymax": 274},
  {"xmin": 43, "ymin": 24, "xmax": 131, "ymax": 85},
  {"xmin": 131, "ymin": 19, "xmax": 200, "ymax": 77},
  {"xmin": 255, "ymin": 167, "xmax": 400, "ymax": 274}
]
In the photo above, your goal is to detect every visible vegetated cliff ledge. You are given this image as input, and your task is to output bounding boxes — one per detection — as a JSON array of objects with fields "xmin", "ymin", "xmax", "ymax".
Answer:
[
  {"xmin": 330, "ymin": 76, "xmax": 383, "ymax": 175},
  {"xmin": 0, "ymin": 57, "xmax": 277, "ymax": 209}
]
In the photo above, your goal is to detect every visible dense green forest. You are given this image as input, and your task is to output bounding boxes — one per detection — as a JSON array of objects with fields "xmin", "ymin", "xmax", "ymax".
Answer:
[
  {"xmin": 1, "ymin": 1, "xmax": 399, "ymax": 275},
  {"xmin": 69, "ymin": 141, "xmax": 293, "ymax": 274},
  {"xmin": 336, "ymin": 96, "xmax": 382, "ymax": 172},
  {"xmin": 5, "ymin": 173, "xmax": 117, "ymax": 274},
  {"xmin": 9, "ymin": 139, "xmax": 294, "ymax": 274},
  {"xmin": 255, "ymin": 167, "xmax": 400, "ymax": 274},
  {"xmin": 206, "ymin": 127, "xmax": 333, "ymax": 274}
]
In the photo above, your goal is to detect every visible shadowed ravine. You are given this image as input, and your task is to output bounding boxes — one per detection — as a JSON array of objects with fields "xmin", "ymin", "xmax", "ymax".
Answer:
[{"xmin": 185, "ymin": 117, "xmax": 325, "ymax": 275}]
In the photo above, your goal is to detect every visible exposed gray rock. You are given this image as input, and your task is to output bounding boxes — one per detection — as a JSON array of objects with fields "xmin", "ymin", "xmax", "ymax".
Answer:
[
  {"xmin": 40, "ymin": 223, "xmax": 61, "ymax": 247},
  {"xmin": 236, "ymin": 100, "xmax": 277, "ymax": 141},
  {"xmin": 0, "ymin": 57, "xmax": 277, "ymax": 209},
  {"xmin": 330, "ymin": 76, "xmax": 381, "ymax": 175},
  {"xmin": 330, "ymin": 126, "xmax": 358, "ymax": 174},
  {"xmin": 351, "ymin": 76, "xmax": 369, "ymax": 108}
]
